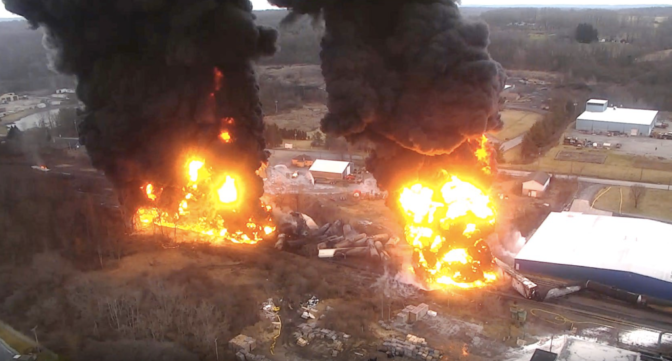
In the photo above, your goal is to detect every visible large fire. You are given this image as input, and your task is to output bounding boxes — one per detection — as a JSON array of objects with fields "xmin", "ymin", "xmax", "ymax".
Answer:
[
  {"xmin": 135, "ymin": 158, "xmax": 275, "ymax": 244},
  {"xmin": 399, "ymin": 138, "xmax": 498, "ymax": 289},
  {"xmin": 134, "ymin": 67, "xmax": 274, "ymax": 244}
]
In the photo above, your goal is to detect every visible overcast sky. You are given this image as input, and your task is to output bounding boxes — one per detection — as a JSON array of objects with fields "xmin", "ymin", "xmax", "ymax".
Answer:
[{"xmin": 2, "ymin": 0, "xmax": 672, "ymax": 18}]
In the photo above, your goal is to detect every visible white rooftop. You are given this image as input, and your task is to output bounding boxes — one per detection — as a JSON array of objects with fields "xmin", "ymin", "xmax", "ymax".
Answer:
[
  {"xmin": 587, "ymin": 98, "xmax": 608, "ymax": 105},
  {"xmin": 578, "ymin": 106, "xmax": 658, "ymax": 126},
  {"xmin": 308, "ymin": 159, "xmax": 350, "ymax": 174},
  {"xmin": 516, "ymin": 212, "xmax": 672, "ymax": 283},
  {"xmin": 559, "ymin": 337, "xmax": 641, "ymax": 361}
]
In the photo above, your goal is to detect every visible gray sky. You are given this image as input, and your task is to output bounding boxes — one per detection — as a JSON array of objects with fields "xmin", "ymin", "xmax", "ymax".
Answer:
[{"xmin": 2, "ymin": 0, "xmax": 672, "ymax": 18}]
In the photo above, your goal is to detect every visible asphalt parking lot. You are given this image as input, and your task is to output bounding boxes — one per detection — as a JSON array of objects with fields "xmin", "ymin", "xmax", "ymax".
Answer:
[{"xmin": 565, "ymin": 129, "xmax": 672, "ymax": 159}]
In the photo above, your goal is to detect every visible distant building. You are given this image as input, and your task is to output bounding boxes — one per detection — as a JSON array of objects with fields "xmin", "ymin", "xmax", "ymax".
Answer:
[
  {"xmin": 308, "ymin": 159, "xmax": 352, "ymax": 183},
  {"xmin": 576, "ymin": 99, "xmax": 658, "ymax": 136},
  {"xmin": 56, "ymin": 88, "xmax": 75, "ymax": 94},
  {"xmin": 515, "ymin": 212, "xmax": 672, "ymax": 301},
  {"xmin": 291, "ymin": 154, "xmax": 315, "ymax": 168},
  {"xmin": 522, "ymin": 171, "xmax": 550, "ymax": 198},
  {"xmin": 0, "ymin": 92, "xmax": 18, "ymax": 103}
]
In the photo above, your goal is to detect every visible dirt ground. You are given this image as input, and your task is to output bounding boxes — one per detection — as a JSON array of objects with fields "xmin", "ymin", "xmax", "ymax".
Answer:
[{"xmin": 264, "ymin": 103, "xmax": 326, "ymax": 132}]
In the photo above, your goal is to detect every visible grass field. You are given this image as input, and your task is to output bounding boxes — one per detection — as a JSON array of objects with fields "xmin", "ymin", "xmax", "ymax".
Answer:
[
  {"xmin": 593, "ymin": 186, "xmax": 672, "ymax": 222},
  {"xmin": 491, "ymin": 109, "xmax": 543, "ymax": 141},
  {"xmin": 504, "ymin": 144, "xmax": 672, "ymax": 184},
  {"xmin": 282, "ymin": 139, "xmax": 314, "ymax": 150},
  {"xmin": 503, "ymin": 144, "xmax": 523, "ymax": 163}
]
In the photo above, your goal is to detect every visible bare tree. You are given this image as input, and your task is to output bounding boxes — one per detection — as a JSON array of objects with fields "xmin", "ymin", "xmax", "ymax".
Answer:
[{"xmin": 630, "ymin": 184, "xmax": 645, "ymax": 209}]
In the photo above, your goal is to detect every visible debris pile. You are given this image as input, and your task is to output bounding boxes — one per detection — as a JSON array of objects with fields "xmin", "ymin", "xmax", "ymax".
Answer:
[
  {"xmin": 261, "ymin": 298, "xmax": 280, "ymax": 321},
  {"xmin": 300, "ymin": 295, "xmax": 320, "ymax": 320},
  {"xmin": 276, "ymin": 216, "xmax": 399, "ymax": 261},
  {"xmin": 295, "ymin": 323, "xmax": 350, "ymax": 357},
  {"xmin": 229, "ymin": 335, "xmax": 271, "ymax": 361},
  {"xmin": 396, "ymin": 303, "xmax": 430, "ymax": 324},
  {"xmin": 382, "ymin": 335, "xmax": 443, "ymax": 360}
]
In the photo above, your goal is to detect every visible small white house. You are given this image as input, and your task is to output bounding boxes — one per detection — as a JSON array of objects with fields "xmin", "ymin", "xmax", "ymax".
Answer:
[
  {"xmin": 309, "ymin": 159, "xmax": 352, "ymax": 183},
  {"xmin": 522, "ymin": 172, "xmax": 550, "ymax": 198},
  {"xmin": 0, "ymin": 93, "xmax": 18, "ymax": 103}
]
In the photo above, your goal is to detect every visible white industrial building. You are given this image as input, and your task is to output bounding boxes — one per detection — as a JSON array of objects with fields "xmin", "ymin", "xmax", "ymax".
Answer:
[
  {"xmin": 576, "ymin": 99, "xmax": 658, "ymax": 136},
  {"xmin": 308, "ymin": 159, "xmax": 352, "ymax": 183},
  {"xmin": 515, "ymin": 212, "xmax": 672, "ymax": 300},
  {"xmin": 521, "ymin": 171, "xmax": 550, "ymax": 198}
]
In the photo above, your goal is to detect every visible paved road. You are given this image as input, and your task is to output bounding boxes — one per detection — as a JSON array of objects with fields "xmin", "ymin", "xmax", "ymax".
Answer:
[
  {"xmin": 576, "ymin": 183, "xmax": 605, "ymax": 201},
  {"xmin": 499, "ymin": 168, "xmax": 672, "ymax": 190},
  {"xmin": 0, "ymin": 338, "xmax": 17, "ymax": 361}
]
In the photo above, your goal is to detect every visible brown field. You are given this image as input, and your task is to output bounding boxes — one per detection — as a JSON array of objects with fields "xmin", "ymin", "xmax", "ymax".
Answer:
[
  {"xmin": 264, "ymin": 103, "xmax": 325, "ymax": 131},
  {"xmin": 593, "ymin": 186, "xmax": 672, "ymax": 222},
  {"xmin": 491, "ymin": 109, "xmax": 543, "ymax": 141},
  {"xmin": 555, "ymin": 151, "xmax": 607, "ymax": 164},
  {"xmin": 505, "ymin": 144, "xmax": 672, "ymax": 184}
]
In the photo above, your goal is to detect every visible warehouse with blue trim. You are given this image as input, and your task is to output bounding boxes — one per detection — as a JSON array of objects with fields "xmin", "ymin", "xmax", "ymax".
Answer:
[{"xmin": 514, "ymin": 212, "xmax": 672, "ymax": 301}]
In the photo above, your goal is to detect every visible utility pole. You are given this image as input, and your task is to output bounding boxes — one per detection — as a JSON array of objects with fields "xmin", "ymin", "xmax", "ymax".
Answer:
[
  {"xmin": 31, "ymin": 326, "xmax": 40, "ymax": 352},
  {"xmin": 275, "ymin": 100, "xmax": 278, "ymax": 114},
  {"xmin": 215, "ymin": 337, "xmax": 219, "ymax": 361}
]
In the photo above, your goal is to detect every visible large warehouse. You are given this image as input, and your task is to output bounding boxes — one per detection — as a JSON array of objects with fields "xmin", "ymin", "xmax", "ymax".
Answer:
[
  {"xmin": 515, "ymin": 212, "xmax": 672, "ymax": 300},
  {"xmin": 575, "ymin": 99, "xmax": 658, "ymax": 136}
]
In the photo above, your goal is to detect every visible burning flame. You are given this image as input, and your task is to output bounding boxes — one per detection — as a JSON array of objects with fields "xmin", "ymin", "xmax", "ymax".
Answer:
[
  {"xmin": 474, "ymin": 135, "xmax": 492, "ymax": 175},
  {"xmin": 217, "ymin": 176, "xmax": 237, "ymax": 204},
  {"xmin": 220, "ymin": 131, "xmax": 232, "ymax": 143},
  {"xmin": 145, "ymin": 183, "xmax": 157, "ymax": 201},
  {"xmin": 135, "ymin": 157, "xmax": 274, "ymax": 244},
  {"xmin": 399, "ymin": 175, "xmax": 497, "ymax": 289}
]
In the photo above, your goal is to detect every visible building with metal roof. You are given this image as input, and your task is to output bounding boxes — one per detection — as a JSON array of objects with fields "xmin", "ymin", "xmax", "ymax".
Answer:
[
  {"xmin": 515, "ymin": 212, "xmax": 672, "ymax": 301},
  {"xmin": 308, "ymin": 159, "xmax": 352, "ymax": 182},
  {"xmin": 576, "ymin": 99, "xmax": 658, "ymax": 136},
  {"xmin": 522, "ymin": 171, "xmax": 550, "ymax": 198}
]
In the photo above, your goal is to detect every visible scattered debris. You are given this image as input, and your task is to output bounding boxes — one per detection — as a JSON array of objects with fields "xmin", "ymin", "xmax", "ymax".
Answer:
[
  {"xmin": 276, "ymin": 217, "xmax": 397, "ymax": 261},
  {"xmin": 31, "ymin": 165, "xmax": 50, "ymax": 172},
  {"xmin": 382, "ymin": 336, "xmax": 443, "ymax": 360},
  {"xmin": 229, "ymin": 334, "xmax": 258, "ymax": 353},
  {"xmin": 396, "ymin": 303, "xmax": 430, "ymax": 324},
  {"xmin": 305, "ymin": 295, "xmax": 319, "ymax": 308}
]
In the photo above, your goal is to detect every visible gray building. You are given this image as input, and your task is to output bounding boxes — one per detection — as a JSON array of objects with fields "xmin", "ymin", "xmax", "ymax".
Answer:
[{"xmin": 576, "ymin": 99, "xmax": 658, "ymax": 136}]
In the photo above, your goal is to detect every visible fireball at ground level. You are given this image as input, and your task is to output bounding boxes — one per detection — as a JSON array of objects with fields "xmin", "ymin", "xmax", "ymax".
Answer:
[
  {"xmin": 135, "ymin": 158, "xmax": 275, "ymax": 245},
  {"xmin": 400, "ymin": 175, "xmax": 498, "ymax": 290}
]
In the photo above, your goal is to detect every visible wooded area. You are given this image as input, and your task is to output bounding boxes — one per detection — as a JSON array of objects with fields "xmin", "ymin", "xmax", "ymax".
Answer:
[{"xmin": 3, "ymin": 8, "xmax": 672, "ymax": 110}]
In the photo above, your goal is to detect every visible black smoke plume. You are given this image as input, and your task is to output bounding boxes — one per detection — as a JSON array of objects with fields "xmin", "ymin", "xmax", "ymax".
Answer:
[
  {"xmin": 4, "ymin": 0, "xmax": 277, "ymax": 217},
  {"xmin": 270, "ymin": 0, "xmax": 504, "ymax": 192}
]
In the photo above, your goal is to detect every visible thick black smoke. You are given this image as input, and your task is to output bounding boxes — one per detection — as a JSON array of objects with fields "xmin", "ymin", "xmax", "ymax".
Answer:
[
  {"xmin": 271, "ymin": 0, "xmax": 504, "ymax": 191},
  {"xmin": 4, "ymin": 0, "xmax": 277, "ymax": 215}
]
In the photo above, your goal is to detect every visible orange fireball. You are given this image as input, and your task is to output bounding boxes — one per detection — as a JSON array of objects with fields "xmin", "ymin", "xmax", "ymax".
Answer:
[
  {"xmin": 399, "ymin": 175, "xmax": 497, "ymax": 289},
  {"xmin": 220, "ymin": 131, "xmax": 232, "ymax": 143},
  {"xmin": 135, "ymin": 157, "xmax": 274, "ymax": 244}
]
